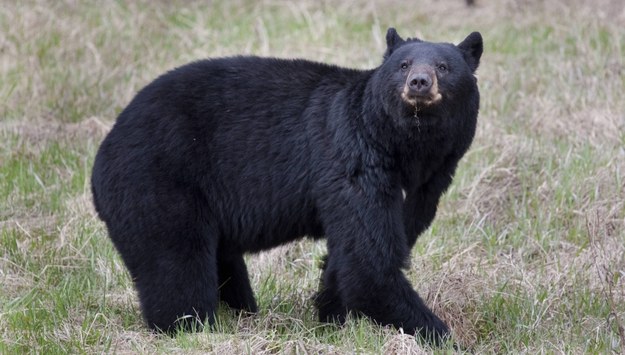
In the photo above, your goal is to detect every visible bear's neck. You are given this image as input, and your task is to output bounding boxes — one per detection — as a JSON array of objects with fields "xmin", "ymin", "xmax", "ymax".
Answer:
[{"xmin": 357, "ymin": 76, "xmax": 451, "ymax": 165}]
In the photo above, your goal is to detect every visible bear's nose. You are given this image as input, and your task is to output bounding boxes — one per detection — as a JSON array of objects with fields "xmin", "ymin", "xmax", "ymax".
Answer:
[{"xmin": 408, "ymin": 73, "xmax": 432, "ymax": 95}]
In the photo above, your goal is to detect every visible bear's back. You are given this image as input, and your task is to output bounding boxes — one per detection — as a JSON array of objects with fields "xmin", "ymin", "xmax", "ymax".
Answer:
[{"xmin": 105, "ymin": 56, "xmax": 366, "ymax": 157}]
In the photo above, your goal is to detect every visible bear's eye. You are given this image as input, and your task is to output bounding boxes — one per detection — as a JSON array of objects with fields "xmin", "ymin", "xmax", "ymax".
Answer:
[
  {"xmin": 436, "ymin": 63, "xmax": 448, "ymax": 73},
  {"xmin": 400, "ymin": 61, "xmax": 409, "ymax": 70}
]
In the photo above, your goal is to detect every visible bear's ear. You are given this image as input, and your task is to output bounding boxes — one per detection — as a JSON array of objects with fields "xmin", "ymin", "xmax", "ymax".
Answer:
[
  {"xmin": 384, "ymin": 28, "xmax": 405, "ymax": 59},
  {"xmin": 457, "ymin": 31, "xmax": 483, "ymax": 72}
]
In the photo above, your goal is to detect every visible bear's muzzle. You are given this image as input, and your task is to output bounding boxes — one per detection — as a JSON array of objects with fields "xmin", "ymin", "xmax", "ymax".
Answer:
[{"xmin": 401, "ymin": 65, "xmax": 442, "ymax": 107}]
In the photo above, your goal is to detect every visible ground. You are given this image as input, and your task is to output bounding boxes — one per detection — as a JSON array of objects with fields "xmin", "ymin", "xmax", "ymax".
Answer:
[{"xmin": 1, "ymin": 0, "xmax": 624, "ymax": 353}]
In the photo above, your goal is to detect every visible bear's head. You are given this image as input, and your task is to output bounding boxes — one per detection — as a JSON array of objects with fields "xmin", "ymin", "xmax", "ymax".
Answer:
[{"xmin": 372, "ymin": 28, "xmax": 482, "ymax": 127}]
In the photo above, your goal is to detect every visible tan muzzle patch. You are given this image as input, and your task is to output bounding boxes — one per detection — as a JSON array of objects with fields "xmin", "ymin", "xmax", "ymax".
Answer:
[{"xmin": 401, "ymin": 66, "xmax": 442, "ymax": 107}]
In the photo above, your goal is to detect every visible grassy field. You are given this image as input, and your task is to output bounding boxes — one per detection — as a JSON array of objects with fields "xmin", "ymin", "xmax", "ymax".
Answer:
[{"xmin": 1, "ymin": 0, "xmax": 624, "ymax": 353}]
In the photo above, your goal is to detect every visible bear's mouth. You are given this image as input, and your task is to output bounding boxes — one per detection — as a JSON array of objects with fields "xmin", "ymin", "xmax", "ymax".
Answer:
[
  {"xmin": 400, "ymin": 85, "xmax": 442, "ymax": 126},
  {"xmin": 401, "ymin": 91, "xmax": 443, "ymax": 107}
]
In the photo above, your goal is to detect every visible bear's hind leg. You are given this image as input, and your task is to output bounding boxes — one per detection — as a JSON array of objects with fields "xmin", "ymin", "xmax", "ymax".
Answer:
[
  {"xmin": 106, "ymin": 188, "xmax": 220, "ymax": 335},
  {"xmin": 217, "ymin": 252, "xmax": 258, "ymax": 313},
  {"xmin": 131, "ymin": 222, "xmax": 220, "ymax": 333}
]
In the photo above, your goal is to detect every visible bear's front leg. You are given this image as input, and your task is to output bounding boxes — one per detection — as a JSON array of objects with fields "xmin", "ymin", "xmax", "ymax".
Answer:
[
  {"xmin": 403, "ymin": 158, "xmax": 459, "ymax": 248},
  {"xmin": 318, "ymin": 190, "xmax": 450, "ymax": 344},
  {"xmin": 314, "ymin": 255, "xmax": 347, "ymax": 323}
]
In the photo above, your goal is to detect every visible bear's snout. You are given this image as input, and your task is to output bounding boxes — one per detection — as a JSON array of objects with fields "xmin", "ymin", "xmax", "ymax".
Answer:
[
  {"xmin": 408, "ymin": 72, "xmax": 432, "ymax": 95},
  {"xmin": 401, "ymin": 66, "xmax": 442, "ymax": 107}
]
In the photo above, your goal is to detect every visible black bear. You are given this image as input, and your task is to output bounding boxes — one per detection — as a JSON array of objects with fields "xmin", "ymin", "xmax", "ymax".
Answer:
[{"xmin": 91, "ymin": 28, "xmax": 482, "ymax": 344}]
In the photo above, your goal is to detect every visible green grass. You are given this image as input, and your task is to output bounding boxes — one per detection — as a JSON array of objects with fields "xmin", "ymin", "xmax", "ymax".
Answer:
[{"xmin": 2, "ymin": 0, "xmax": 624, "ymax": 353}]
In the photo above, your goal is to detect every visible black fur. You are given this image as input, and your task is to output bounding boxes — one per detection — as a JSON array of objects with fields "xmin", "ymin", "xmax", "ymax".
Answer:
[{"xmin": 91, "ymin": 28, "xmax": 482, "ymax": 344}]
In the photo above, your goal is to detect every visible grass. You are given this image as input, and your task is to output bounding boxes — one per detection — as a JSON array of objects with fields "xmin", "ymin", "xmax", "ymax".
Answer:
[{"xmin": 1, "ymin": 0, "xmax": 624, "ymax": 353}]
